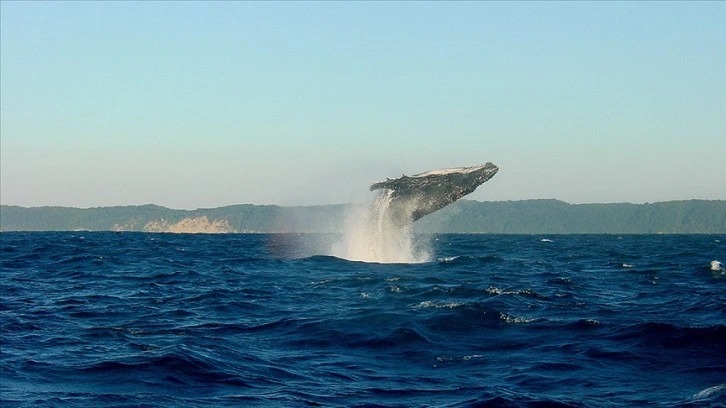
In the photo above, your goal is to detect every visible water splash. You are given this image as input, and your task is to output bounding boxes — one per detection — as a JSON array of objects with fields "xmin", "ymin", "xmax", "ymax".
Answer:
[{"xmin": 331, "ymin": 190, "xmax": 431, "ymax": 263}]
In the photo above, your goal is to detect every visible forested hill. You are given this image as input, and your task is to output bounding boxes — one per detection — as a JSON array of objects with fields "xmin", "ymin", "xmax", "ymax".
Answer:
[
  {"xmin": 414, "ymin": 199, "xmax": 725, "ymax": 234},
  {"xmin": 1, "ymin": 200, "xmax": 724, "ymax": 234}
]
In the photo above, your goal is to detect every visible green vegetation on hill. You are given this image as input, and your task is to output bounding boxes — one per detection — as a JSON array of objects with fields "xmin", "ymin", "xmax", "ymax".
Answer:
[
  {"xmin": 1, "ymin": 200, "xmax": 724, "ymax": 234},
  {"xmin": 413, "ymin": 199, "xmax": 726, "ymax": 234}
]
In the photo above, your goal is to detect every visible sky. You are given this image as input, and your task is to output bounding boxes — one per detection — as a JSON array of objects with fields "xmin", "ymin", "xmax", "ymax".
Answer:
[{"xmin": 1, "ymin": 1, "xmax": 724, "ymax": 209}]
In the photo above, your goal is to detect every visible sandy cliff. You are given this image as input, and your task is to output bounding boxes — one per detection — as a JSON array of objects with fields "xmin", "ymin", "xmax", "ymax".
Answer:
[{"xmin": 142, "ymin": 216, "xmax": 235, "ymax": 234}]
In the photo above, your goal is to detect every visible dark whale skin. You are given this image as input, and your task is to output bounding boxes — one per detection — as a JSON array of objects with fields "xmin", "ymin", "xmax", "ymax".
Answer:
[{"xmin": 370, "ymin": 163, "xmax": 499, "ymax": 223}]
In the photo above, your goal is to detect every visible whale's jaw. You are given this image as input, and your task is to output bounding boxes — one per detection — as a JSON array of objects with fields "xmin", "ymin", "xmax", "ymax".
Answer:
[{"xmin": 370, "ymin": 163, "xmax": 499, "ymax": 223}]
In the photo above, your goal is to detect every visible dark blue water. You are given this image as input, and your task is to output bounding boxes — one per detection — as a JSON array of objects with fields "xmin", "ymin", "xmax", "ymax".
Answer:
[{"xmin": 1, "ymin": 232, "xmax": 724, "ymax": 407}]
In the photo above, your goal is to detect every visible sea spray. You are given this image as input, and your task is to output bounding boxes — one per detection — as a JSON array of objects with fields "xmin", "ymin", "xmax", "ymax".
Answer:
[{"xmin": 332, "ymin": 190, "xmax": 431, "ymax": 263}]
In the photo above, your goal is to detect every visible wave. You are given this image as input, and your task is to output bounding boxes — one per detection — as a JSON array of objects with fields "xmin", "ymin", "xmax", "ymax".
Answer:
[
  {"xmin": 78, "ymin": 352, "xmax": 254, "ymax": 389},
  {"xmin": 691, "ymin": 383, "xmax": 726, "ymax": 401},
  {"xmin": 436, "ymin": 254, "xmax": 503, "ymax": 265},
  {"xmin": 608, "ymin": 322, "xmax": 726, "ymax": 348},
  {"xmin": 289, "ymin": 318, "xmax": 434, "ymax": 350},
  {"xmin": 414, "ymin": 300, "xmax": 464, "ymax": 309},
  {"xmin": 448, "ymin": 395, "xmax": 582, "ymax": 408},
  {"xmin": 418, "ymin": 303, "xmax": 512, "ymax": 333},
  {"xmin": 5, "ymin": 232, "xmax": 725, "ymax": 408},
  {"xmin": 485, "ymin": 286, "xmax": 548, "ymax": 299}
]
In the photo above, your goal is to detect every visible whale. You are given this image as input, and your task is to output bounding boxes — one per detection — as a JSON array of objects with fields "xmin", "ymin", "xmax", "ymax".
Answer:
[{"xmin": 370, "ymin": 162, "xmax": 499, "ymax": 224}]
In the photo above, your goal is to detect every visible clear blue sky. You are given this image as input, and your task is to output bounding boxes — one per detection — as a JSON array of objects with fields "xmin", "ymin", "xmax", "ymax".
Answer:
[{"xmin": 2, "ymin": 1, "xmax": 724, "ymax": 209}]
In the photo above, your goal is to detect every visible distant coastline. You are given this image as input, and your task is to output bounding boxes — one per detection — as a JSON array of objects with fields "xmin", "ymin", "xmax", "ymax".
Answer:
[{"xmin": 1, "ymin": 199, "xmax": 724, "ymax": 234}]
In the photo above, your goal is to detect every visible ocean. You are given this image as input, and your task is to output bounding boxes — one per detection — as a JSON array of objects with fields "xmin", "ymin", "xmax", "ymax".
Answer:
[{"xmin": 1, "ymin": 232, "xmax": 724, "ymax": 407}]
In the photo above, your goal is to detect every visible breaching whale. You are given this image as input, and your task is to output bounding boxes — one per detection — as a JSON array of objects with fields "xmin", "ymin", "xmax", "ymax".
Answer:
[{"xmin": 370, "ymin": 162, "xmax": 499, "ymax": 224}]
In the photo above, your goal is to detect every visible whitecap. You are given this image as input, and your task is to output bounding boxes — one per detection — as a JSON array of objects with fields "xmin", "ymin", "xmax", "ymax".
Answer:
[
  {"xmin": 435, "ymin": 354, "xmax": 484, "ymax": 364},
  {"xmin": 414, "ymin": 300, "xmax": 463, "ymax": 309},
  {"xmin": 487, "ymin": 286, "xmax": 527, "ymax": 296},
  {"xmin": 438, "ymin": 256, "xmax": 460, "ymax": 263},
  {"xmin": 541, "ymin": 238, "xmax": 554, "ymax": 243},
  {"xmin": 499, "ymin": 313, "xmax": 538, "ymax": 324},
  {"xmin": 622, "ymin": 263, "xmax": 635, "ymax": 268},
  {"xmin": 710, "ymin": 260, "xmax": 723, "ymax": 272},
  {"xmin": 310, "ymin": 279, "xmax": 332, "ymax": 285},
  {"xmin": 691, "ymin": 383, "xmax": 726, "ymax": 400},
  {"xmin": 486, "ymin": 286, "xmax": 541, "ymax": 297},
  {"xmin": 582, "ymin": 319, "xmax": 601, "ymax": 326}
]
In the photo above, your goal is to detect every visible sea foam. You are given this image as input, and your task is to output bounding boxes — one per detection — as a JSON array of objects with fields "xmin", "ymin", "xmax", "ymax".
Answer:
[{"xmin": 331, "ymin": 190, "xmax": 431, "ymax": 263}]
